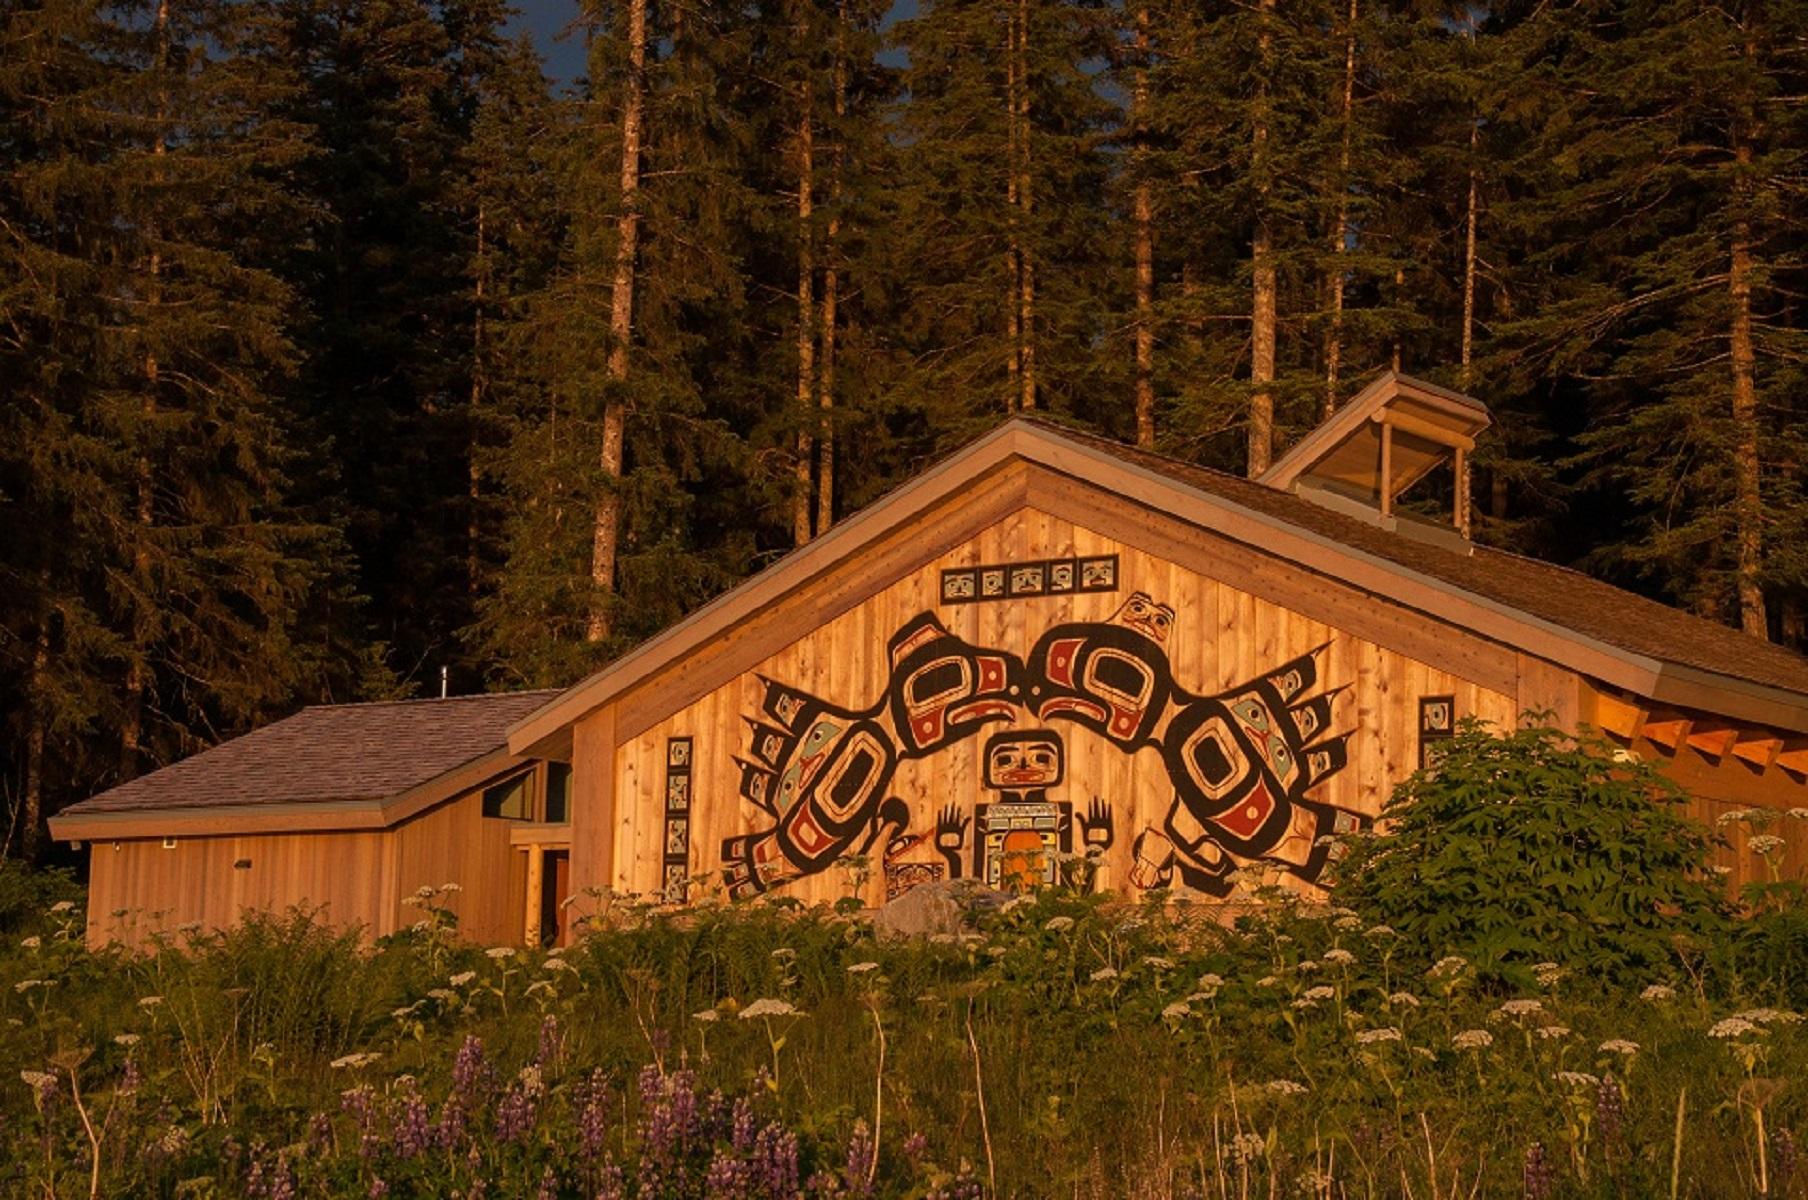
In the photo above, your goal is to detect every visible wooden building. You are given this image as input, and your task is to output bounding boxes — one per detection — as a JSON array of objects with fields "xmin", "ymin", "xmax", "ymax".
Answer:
[{"xmin": 53, "ymin": 375, "xmax": 1808, "ymax": 945}]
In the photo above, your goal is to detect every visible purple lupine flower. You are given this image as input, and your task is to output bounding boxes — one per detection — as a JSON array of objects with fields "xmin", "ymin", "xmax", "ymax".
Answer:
[
  {"xmin": 730, "ymin": 1096, "xmax": 757, "ymax": 1153},
  {"xmin": 341, "ymin": 1086, "xmax": 383, "ymax": 1159},
  {"xmin": 752, "ymin": 1124, "xmax": 800, "ymax": 1198},
  {"xmin": 577, "ymin": 1075, "xmax": 612, "ymax": 1163},
  {"xmin": 927, "ymin": 1175, "xmax": 984, "ymax": 1200},
  {"xmin": 536, "ymin": 1165, "xmax": 559, "ymax": 1200},
  {"xmin": 495, "ymin": 1083, "xmax": 539, "ymax": 1144},
  {"xmin": 435, "ymin": 1096, "xmax": 468, "ymax": 1150},
  {"xmin": 245, "ymin": 1155, "xmax": 268, "ymax": 1198},
  {"xmin": 1774, "ymin": 1128, "xmax": 1799, "ymax": 1196},
  {"xmin": 705, "ymin": 1150, "xmax": 752, "ymax": 1200},
  {"xmin": 595, "ymin": 1157, "xmax": 626, "ymax": 1200},
  {"xmin": 843, "ymin": 1120, "xmax": 875, "ymax": 1198},
  {"xmin": 1523, "ymin": 1143, "xmax": 1553, "ymax": 1200},
  {"xmin": 536, "ymin": 1014, "xmax": 564, "ymax": 1068},
  {"xmin": 119, "ymin": 1055, "xmax": 141, "ymax": 1096},
  {"xmin": 307, "ymin": 1111, "xmax": 334, "ymax": 1154},
  {"xmin": 902, "ymin": 1131, "xmax": 928, "ymax": 1163},
  {"xmin": 391, "ymin": 1079, "xmax": 432, "ymax": 1159},
  {"xmin": 452, "ymin": 1035, "xmax": 494, "ymax": 1103},
  {"xmin": 367, "ymin": 1178, "xmax": 389, "ymax": 1199},
  {"xmin": 269, "ymin": 1154, "xmax": 296, "ymax": 1200}
]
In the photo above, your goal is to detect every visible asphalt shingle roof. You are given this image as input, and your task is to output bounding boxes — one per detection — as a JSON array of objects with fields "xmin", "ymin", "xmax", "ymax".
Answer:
[{"xmin": 62, "ymin": 690, "xmax": 561, "ymax": 815}]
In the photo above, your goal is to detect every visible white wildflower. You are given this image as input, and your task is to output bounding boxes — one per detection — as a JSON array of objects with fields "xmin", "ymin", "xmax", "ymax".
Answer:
[
  {"xmin": 1354, "ymin": 1027, "xmax": 1403, "ymax": 1045},
  {"xmin": 330, "ymin": 1052, "xmax": 381, "ymax": 1070},
  {"xmin": 449, "ymin": 971, "xmax": 477, "ymax": 987},
  {"xmin": 1161, "ymin": 1001, "xmax": 1193, "ymax": 1020},
  {"xmin": 113, "ymin": 1033, "xmax": 141, "ymax": 1048},
  {"xmin": 1365, "ymin": 924, "xmax": 1397, "ymax": 939},
  {"xmin": 1143, "ymin": 956, "xmax": 1175, "ymax": 971},
  {"xmin": 1598, "ymin": 1039, "xmax": 1639, "ymax": 1056},
  {"xmin": 428, "ymin": 989, "xmax": 457, "ymax": 1003},
  {"xmin": 48, "ymin": 901, "xmax": 75, "ymax": 914},
  {"xmin": 1333, "ymin": 915, "xmax": 1363, "ymax": 931},
  {"xmin": 1536, "ymin": 1025, "xmax": 1572, "ymax": 1040},
  {"xmin": 440, "ymin": 882, "xmax": 463, "ymax": 893},
  {"xmin": 739, "ymin": 998, "xmax": 802, "ymax": 1020},
  {"xmin": 137, "ymin": 995, "xmax": 163, "ymax": 1008},
  {"xmin": 1388, "ymin": 992, "xmax": 1421, "ymax": 1008},
  {"xmin": 692, "ymin": 1009, "xmax": 720, "ymax": 1023},
  {"xmin": 1043, "ymin": 916, "xmax": 1075, "ymax": 933},
  {"xmin": 1452, "ymin": 1029, "xmax": 1493, "ymax": 1050},
  {"xmin": 1256, "ymin": 975, "xmax": 1280, "ymax": 988},
  {"xmin": 20, "ymin": 1070, "xmax": 55, "ymax": 1092},
  {"xmin": 1532, "ymin": 962, "xmax": 1565, "ymax": 987},
  {"xmin": 1709, "ymin": 1017, "xmax": 1761, "ymax": 1039},
  {"xmin": 1197, "ymin": 973, "xmax": 1226, "ymax": 990},
  {"xmin": 1717, "ymin": 809, "xmax": 1755, "ymax": 827},
  {"xmin": 1295, "ymin": 959, "xmax": 1321, "ymax": 973},
  {"xmin": 847, "ymin": 961, "xmax": 880, "ymax": 974},
  {"xmin": 1428, "ymin": 955, "xmax": 1468, "ymax": 977},
  {"xmin": 20, "ymin": 936, "xmax": 40, "ymax": 950},
  {"xmin": 1090, "ymin": 967, "xmax": 1119, "ymax": 983},
  {"xmin": 1749, "ymin": 835, "xmax": 1786, "ymax": 856},
  {"xmin": 1494, "ymin": 998, "xmax": 1543, "ymax": 1019},
  {"xmin": 1553, "ymin": 1071, "xmax": 1599, "ymax": 1089},
  {"xmin": 542, "ymin": 957, "xmax": 575, "ymax": 973},
  {"xmin": 1640, "ymin": 984, "xmax": 1676, "ymax": 1002},
  {"xmin": 1787, "ymin": 808, "xmax": 1808, "ymax": 820},
  {"xmin": 13, "ymin": 980, "xmax": 47, "ymax": 994},
  {"xmin": 1265, "ymin": 1079, "xmax": 1308, "ymax": 1096},
  {"xmin": 770, "ymin": 948, "xmax": 797, "ymax": 961},
  {"xmin": 1323, "ymin": 948, "xmax": 1356, "ymax": 965},
  {"xmin": 484, "ymin": 946, "xmax": 515, "ymax": 960},
  {"xmin": 1734, "ymin": 1008, "xmax": 1803, "ymax": 1026}
]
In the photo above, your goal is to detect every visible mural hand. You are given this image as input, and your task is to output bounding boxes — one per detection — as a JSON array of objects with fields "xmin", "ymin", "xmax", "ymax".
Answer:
[{"xmin": 1078, "ymin": 797, "xmax": 1115, "ymax": 851}]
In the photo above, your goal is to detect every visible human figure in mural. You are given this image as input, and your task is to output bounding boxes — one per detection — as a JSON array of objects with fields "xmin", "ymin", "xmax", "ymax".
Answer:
[{"xmin": 720, "ymin": 589, "xmax": 1364, "ymax": 901}]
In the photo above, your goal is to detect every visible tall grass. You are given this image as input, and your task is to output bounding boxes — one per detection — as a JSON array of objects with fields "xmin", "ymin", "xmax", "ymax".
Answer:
[{"xmin": 2, "ymin": 886, "xmax": 1804, "ymax": 1198}]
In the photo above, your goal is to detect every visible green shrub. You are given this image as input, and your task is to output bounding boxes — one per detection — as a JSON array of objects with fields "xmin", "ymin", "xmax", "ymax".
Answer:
[
  {"xmin": 0, "ymin": 858, "xmax": 82, "ymax": 935},
  {"xmin": 1728, "ymin": 884, "xmax": 1808, "ymax": 1006},
  {"xmin": 1335, "ymin": 718, "xmax": 1731, "ymax": 985}
]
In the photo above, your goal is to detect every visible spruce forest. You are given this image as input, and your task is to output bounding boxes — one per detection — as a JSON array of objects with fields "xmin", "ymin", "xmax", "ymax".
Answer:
[{"xmin": 4, "ymin": 0, "xmax": 1807, "ymax": 857}]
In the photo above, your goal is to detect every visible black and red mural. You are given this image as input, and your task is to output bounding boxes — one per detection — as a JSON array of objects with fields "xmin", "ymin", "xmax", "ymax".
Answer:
[{"xmin": 720, "ymin": 592, "xmax": 1365, "ymax": 901}]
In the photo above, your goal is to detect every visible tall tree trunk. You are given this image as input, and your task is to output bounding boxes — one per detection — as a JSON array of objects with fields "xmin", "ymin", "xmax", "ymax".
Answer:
[
  {"xmin": 1247, "ymin": 0, "xmax": 1276, "ymax": 477},
  {"xmin": 1322, "ymin": 0, "xmax": 1355, "ymax": 419},
  {"xmin": 1390, "ymin": 266, "xmax": 1403, "ymax": 372},
  {"xmin": 587, "ymin": 0, "xmax": 648, "ymax": 644},
  {"xmin": 15, "ymin": 612, "xmax": 50, "ymax": 860},
  {"xmin": 124, "ymin": 0, "xmax": 172, "ymax": 774},
  {"xmin": 1460, "ymin": 121, "xmax": 1478, "ymax": 391},
  {"xmin": 1016, "ymin": 0, "xmax": 1035, "ymax": 411},
  {"xmin": 793, "ymin": 74, "xmax": 816, "ymax": 547},
  {"xmin": 1004, "ymin": 3, "xmax": 1022, "ymax": 401},
  {"xmin": 1730, "ymin": 131, "xmax": 1766, "ymax": 638},
  {"xmin": 816, "ymin": 2, "xmax": 846, "ymax": 536},
  {"xmin": 469, "ymin": 201, "xmax": 487, "ymax": 596},
  {"xmin": 1132, "ymin": 5, "xmax": 1155, "ymax": 448}
]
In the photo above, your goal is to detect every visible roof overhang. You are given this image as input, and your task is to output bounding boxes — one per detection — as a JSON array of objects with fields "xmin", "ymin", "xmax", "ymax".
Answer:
[
  {"xmin": 48, "ymin": 746, "xmax": 528, "ymax": 842},
  {"xmin": 507, "ymin": 418, "xmax": 1808, "ymax": 747},
  {"xmin": 1260, "ymin": 372, "xmax": 1493, "ymax": 500}
]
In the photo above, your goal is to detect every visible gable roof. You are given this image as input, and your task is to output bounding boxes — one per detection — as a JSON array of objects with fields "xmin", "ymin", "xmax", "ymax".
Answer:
[
  {"xmin": 1259, "ymin": 372, "xmax": 1492, "ymax": 498},
  {"xmin": 508, "ymin": 417, "xmax": 1808, "ymax": 749},
  {"xmin": 49, "ymin": 690, "xmax": 560, "ymax": 840}
]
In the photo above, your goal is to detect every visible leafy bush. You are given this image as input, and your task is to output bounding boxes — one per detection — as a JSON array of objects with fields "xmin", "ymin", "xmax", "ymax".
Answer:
[
  {"xmin": 0, "ymin": 858, "xmax": 82, "ymax": 934},
  {"xmin": 1728, "ymin": 886, "xmax": 1808, "ymax": 1007},
  {"xmin": 1336, "ymin": 719, "xmax": 1732, "ymax": 985}
]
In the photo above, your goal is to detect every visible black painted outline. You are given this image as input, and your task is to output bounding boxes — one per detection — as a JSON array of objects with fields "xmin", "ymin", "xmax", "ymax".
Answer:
[
  {"xmin": 662, "ymin": 736, "xmax": 693, "ymax": 903},
  {"xmin": 940, "ymin": 554, "xmax": 1119, "ymax": 606}
]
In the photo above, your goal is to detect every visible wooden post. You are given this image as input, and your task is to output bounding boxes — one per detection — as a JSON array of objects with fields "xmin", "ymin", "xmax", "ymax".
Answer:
[
  {"xmin": 1454, "ymin": 445, "xmax": 1469, "ymax": 535},
  {"xmin": 1378, "ymin": 422, "xmax": 1393, "ymax": 517},
  {"xmin": 524, "ymin": 844, "xmax": 543, "ymax": 946}
]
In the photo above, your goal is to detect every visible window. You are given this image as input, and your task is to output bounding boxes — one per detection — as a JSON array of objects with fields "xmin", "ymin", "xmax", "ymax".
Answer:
[
  {"xmin": 545, "ymin": 762, "xmax": 572, "ymax": 824},
  {"xmin": 481, "ymin": 771, "xmax": 533, "ymax": 820}
]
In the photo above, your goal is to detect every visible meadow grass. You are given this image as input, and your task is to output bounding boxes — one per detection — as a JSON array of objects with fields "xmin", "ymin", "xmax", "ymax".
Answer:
[{"xmin": 2, "ymin": 880, "xmax": 1805, "ymax": 1199}]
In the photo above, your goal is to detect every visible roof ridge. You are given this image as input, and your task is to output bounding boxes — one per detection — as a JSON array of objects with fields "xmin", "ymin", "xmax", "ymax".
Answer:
[{"xmin": 296, "ymin": 687, "xmax": 566, "ymax": 714}]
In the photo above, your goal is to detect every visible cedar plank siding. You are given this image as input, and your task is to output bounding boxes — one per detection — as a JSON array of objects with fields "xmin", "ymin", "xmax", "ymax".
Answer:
[{"xmin": 569, "ymin": 505, "xmax": 1533, "ymax": 909}]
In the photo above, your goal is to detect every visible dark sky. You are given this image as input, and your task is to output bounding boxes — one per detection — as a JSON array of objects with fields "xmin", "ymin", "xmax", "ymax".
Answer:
[{"xmin": 503, "ymin": 0, "xmax": 916, "ymax": 87}]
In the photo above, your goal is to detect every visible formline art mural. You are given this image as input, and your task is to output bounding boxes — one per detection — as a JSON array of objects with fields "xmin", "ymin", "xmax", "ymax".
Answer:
[{"xmin": 720, "ymin": 592, "xmax": 1367, "ymax": 902}]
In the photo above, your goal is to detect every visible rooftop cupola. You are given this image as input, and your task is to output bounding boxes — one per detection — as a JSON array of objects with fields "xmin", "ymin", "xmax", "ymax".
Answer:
[{"xmin": 1258, "ymin": 372, "xmax": 1491, "ymax": 551}]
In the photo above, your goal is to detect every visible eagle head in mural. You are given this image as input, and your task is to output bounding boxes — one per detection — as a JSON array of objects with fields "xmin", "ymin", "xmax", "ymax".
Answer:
[
  {"xmin": 1025, "ymin": 591, "xmax": 1175, "ymax": 748},
  {"xmin": 1131, "ymin": 644, "xmax": 1364, "ymax": 896},
  {"xmin": 882, "ymin": 612, "xmax": 1025, "ymax": 756}
]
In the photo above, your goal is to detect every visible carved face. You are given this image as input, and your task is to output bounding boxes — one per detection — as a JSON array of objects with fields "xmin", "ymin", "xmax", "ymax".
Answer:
[
  {"xmin": 983, "ymin": 730, "xmax": 1064, "ymax": 790},
  {"xmin": 885, "ymin": 613, "xmax": 1023, "ymax": 756},
  {"xmin": 1110, "ymin": 591, "xmax": 1176, "ymax": 644}
]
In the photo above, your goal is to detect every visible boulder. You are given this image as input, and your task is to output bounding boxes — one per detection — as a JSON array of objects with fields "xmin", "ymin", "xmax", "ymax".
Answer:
[{"xmin": 872, "ymin": 879, "xmax": 1011, "ymax": 941}]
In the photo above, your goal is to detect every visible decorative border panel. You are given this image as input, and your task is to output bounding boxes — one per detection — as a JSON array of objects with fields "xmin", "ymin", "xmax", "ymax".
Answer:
[
  {"xmin": 662, "ymin": 737, "xmax": 693, "ymax": 903},
  {"xmin": 940, "ymin": 554, "xmax": 1119, "ymax": 606}
]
